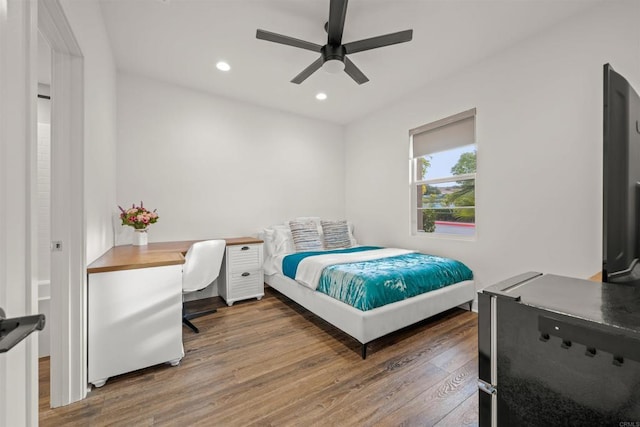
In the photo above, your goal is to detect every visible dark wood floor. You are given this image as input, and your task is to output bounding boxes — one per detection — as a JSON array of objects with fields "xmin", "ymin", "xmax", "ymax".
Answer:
[{"xmin": 40, "ymin": 287, "xmax": 479, "ymax": 426}]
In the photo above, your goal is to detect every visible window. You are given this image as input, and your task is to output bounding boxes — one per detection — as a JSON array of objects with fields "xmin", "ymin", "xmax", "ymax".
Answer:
[{"xmin": 410, "ymin": 109, "xmax": 476, "ymax": 237}]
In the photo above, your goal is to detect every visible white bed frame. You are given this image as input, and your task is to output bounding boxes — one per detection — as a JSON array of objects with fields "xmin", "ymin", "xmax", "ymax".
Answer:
[{"xmin": 265, "ymin": 273, "xmax": 475, "ymax": 358}]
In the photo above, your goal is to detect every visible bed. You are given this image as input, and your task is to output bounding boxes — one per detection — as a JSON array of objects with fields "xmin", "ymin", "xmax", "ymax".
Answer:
[{"xmin": 261, "ymin": 218, "xmax": 476, "ymax": 359}]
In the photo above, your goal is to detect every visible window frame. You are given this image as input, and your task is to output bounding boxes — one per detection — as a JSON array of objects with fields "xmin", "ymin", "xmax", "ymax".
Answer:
[{"xmin": 409, "ymin": 108, "xmax": 477, "ymax": 239}]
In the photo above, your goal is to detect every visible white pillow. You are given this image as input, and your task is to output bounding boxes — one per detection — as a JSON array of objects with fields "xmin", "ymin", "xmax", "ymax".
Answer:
[
  {"xmin": 261, "ymin": 228, "xmax": 276, "ymax": 258},
  {"xmin": 348, "ymin": 222, "xmax": 358, "ymax": 246},
  {"xmin": 263, "ymin": 225, "xmax": 295, "ymax": 257},
  {"xmin": 273, "ymin": 225, "xmax": 295, "ymax": 254}
]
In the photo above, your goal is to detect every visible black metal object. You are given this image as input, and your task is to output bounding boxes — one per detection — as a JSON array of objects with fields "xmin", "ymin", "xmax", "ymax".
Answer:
[
  {"xmin": 327, "ymin": 0, "xmax": 347, "ymax": 46},
  {"xmin": 538, "ymin": 314, "xmax": 640, "ymax": 363},
  {"xmin": 478, "ymin": 270, "xmax": 542, "ymax": 426},
  {"xmin": 481, "ymin": 271, "xmax": 542, "ymax": 301},
  {"xmin": 182, "ymin": 305, "xmax": 217, "ymax": 334},
  {"xmin": 182, "ymin": 317, "xmax": 199, "ymax": 334},
  {"xmin": 477, "ymin": 290, "xmax": 492, "ymax": 427},
  {"xmin": 343, "ymin": 30, "xmax": 413, "ymax": 54},
  {"xmin": 291, "ymin": 57, "xmax": 324, "ymax": 84},
  {"xmin": 602, "ymin": 64, "xmax": 640, "ymax": 284},
  {"xmin": 255, "ymin": 29, "xmax": 321, "ymax": 52},
  {"xmin": 255, "ymin": 0, "xmax": 413, "ymax": 85},
  {"xmin": 478, "ymin": 273, "xmax": 640, "ymax": 426},
  {"xmin": 0, "ymin": 308, "xmax": 46, "ymax": 353},
  {"xmin": 343, "ymin": 57, "xmax": 368, "ymax": 85}
]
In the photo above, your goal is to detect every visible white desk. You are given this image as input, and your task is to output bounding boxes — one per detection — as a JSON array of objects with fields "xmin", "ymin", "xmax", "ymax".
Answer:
[{"xmin": 86, "ymin": 238, "xmax": 262, "ymax": 388}]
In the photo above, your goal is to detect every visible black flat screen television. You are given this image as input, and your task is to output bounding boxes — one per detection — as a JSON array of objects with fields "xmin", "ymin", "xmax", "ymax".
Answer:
[{"xmin": 602, "ymin": 63, "xmax": 640, "ymax": 284}]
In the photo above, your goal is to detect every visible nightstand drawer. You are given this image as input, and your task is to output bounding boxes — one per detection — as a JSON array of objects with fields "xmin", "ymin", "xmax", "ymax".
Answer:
[{"xmin": 227, "ymin": 244, "xmax": 262, "ymax": 272}]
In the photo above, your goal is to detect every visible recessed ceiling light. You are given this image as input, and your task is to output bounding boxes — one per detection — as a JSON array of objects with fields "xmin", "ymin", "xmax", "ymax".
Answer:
[
  {"xmin": 216, "ymin": 61, "xmax": 231, "ymax": 72},
  {"xmin": 316, "ymin": 92, "xmax": 327, "ymax": 101}
]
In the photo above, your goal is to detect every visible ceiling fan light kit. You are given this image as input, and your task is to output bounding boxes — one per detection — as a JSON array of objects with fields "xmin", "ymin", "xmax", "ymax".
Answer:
[
  {"xmin": 323, "ymin": 59, "xmax": 345, "ymax": 74},
  {"xmin": 256, "ymin": 0, "xmax": 413, "ymax": 85}
]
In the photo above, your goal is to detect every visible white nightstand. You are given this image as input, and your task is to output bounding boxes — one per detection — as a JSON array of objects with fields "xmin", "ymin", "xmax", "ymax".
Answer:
[{"xmin": 218, "ymin": 238, "xmax": 264, "ymax": 306}]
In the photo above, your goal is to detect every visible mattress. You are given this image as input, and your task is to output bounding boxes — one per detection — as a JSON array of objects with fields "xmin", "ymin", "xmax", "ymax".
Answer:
[{"xmin": 277, "ymin": 247, "xmax": 474, "ymax": 311}]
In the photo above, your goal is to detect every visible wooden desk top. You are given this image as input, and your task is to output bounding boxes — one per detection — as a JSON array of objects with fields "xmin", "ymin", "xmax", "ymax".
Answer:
[
  {"xmin": 590, "ymin": 272, "xmax": 602, "ymax": 282},
  {"xmin": 87, "ymin": 237, "xmax": 263, "ymax": 274}
]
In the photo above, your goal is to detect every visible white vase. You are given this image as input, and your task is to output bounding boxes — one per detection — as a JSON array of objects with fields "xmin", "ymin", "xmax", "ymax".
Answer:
[{"xmin": 133, "ymin": 229, "xmax": 148, "ymax": 246}]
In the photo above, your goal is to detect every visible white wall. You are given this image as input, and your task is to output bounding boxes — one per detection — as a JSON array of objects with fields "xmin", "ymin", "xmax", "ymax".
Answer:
[
  {"xmin": 60, "ymin": 0, "xmax": 118, "ymax": 265},
  {"xmin": 116, "ymin": 73, "xmax": 345, "ymax": 246},
  {"xmin": 345, "ymin": 1, "xmax": 640, "ymax": 294}
]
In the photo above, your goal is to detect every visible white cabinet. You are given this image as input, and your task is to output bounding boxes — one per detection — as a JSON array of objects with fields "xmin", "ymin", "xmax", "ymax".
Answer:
[
  {"xmin": 88, "ymin": 264, "xmax": 184, "ymax": 388},
  {"xmin": 218, "ymin": 243, "xmax": 264, "ymax": 306}
]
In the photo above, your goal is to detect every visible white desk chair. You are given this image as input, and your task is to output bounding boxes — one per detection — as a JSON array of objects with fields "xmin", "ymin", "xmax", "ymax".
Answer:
[{"xmin": 182, "ymin": 240, "xmax": 226, "ymax": 333}]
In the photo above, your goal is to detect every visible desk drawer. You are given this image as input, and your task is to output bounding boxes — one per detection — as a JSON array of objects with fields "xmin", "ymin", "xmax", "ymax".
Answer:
[{"xmin": 227, "ymin": 244, "xmax": 262, "ymax": 272}]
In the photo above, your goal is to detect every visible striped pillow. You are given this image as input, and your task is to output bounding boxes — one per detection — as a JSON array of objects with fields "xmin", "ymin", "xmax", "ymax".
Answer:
[
  {"xmin": 289, "ymin": 220, "xmax": 324, "ymax": 252},
  {"xmin": 321, "ymin": 220, "xmax": 352, "ymax": 249}
]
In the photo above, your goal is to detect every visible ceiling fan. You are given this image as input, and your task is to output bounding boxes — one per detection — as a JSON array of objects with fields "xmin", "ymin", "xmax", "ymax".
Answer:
[{"xmin": 256, "ymin": 0, "xmax": 413, "ymax": 85}]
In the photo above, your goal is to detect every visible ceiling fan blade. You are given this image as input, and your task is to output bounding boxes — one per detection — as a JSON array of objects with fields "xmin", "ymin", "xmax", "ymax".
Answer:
[
  {"xmin": 327, "ymin": 0, "xmax": 348, "ymax": 45},
  {"xmin": 343, "ymin": 29, "xmax": 413, "ymax": 54},
  {"xmin": 256, "ymin": 29, "xmax": 322, "ymax": 52},
  {"xmin": 291, "ymin": 57, "xmax": 324, "ymax": 84},
  {"xmin": 344, "ymin": 57, "xmax": 369, "ymax": 85}
]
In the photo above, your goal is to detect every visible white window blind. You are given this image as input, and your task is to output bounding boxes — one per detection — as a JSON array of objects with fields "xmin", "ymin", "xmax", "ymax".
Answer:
[{"xmin": 412, "ymin": 115, "xmax": 475, "ymax": 158}]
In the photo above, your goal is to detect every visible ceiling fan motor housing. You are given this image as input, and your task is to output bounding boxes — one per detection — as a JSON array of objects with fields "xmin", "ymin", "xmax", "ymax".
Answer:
[{"xmin": 322, "ymin": 44, "xmax": 346, "ymax": 63}]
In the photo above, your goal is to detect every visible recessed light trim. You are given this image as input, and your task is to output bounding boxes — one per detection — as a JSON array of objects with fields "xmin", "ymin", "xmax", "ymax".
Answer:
[
  {"xmin": 216, "ymin": 61, "xmax": 231, "ymax": 72},
  {"xmin": 316, "ymin": 92, "xmax": 327, "ymax": 101}
]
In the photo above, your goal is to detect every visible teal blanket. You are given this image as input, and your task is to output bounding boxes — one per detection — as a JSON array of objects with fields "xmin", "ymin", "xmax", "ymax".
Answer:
[{"xmin": 316, "ymin": 252, "xmax": 473, "ymax": 311}]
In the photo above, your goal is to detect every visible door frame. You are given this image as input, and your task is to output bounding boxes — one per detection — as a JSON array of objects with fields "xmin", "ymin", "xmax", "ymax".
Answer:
[{"xmin": 38, "ymin": 0, "xmax": 87, "ymax": 408}]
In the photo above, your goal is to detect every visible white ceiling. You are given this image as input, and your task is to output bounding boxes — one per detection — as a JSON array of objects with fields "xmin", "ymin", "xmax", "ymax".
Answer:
[{"xmin": 99, "ymin": 0, "xmax": 602, "ymax": 125}]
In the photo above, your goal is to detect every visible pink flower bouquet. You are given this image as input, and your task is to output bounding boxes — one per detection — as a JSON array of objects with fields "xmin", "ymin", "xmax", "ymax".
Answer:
[{"xmin": 118, "ymin": 202, "xmax": 159, "ymax": 230}]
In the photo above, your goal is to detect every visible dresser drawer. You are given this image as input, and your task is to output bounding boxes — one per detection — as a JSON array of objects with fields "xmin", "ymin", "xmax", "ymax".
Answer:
[{"xmin": 227, "ymin": 243, "xmax": 262, "ymax": 272}]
